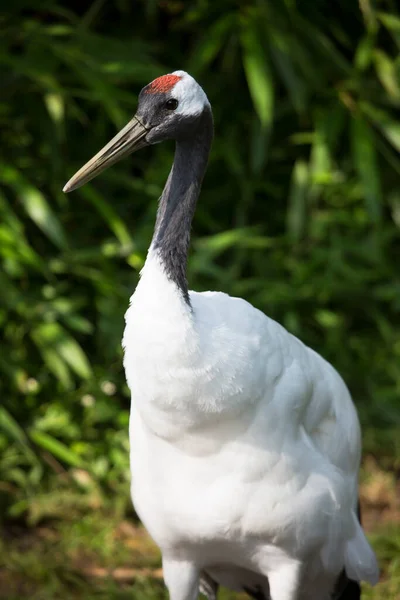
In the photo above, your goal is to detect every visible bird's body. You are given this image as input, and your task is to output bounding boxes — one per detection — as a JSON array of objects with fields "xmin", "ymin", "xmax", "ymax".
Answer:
[
  {"xmin": 64, "ymin": 71, "xmax": 379, "ymax": 600},
  {"xmin": 124, "ymin": 251, "xmax": 374, "ymax": 600}
]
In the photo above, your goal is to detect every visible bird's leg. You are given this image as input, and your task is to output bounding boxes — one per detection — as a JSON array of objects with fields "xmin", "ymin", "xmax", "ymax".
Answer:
[
  {"xmin": 163, "ymin": 559, "xmax": 199, "ymax": 600},
  {"xmin": 199, "ymin": 571, "xmax": 219, "ymax": 600},
  {"xmin": 267, "ymin": 560, "xmax": 302, "ymax": 600}
]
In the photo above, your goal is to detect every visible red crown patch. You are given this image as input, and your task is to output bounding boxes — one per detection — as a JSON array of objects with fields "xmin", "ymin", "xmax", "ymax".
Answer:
[{"xmin": 145, "ymin": 74, "xmax": 181, "ymax": 94}]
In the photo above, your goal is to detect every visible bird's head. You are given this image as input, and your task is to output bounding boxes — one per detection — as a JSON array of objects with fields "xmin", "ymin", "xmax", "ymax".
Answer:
[{"xmin": 63, "ymin": 71, "xmax": 210, "ymax": 193}]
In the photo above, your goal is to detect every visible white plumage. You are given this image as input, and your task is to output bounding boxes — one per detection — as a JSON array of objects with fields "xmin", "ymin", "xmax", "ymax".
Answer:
[
  {"xmin": 124, "ymin": 250, "xmax": 378, "ymax": 600},
  {"xmin": 64, "ymin": 71, "xmax": 379, "ymax": 600}
]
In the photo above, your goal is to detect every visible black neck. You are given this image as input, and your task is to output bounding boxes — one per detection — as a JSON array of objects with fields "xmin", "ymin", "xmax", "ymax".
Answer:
[{"xmin": 152, "ymin": 107, "xmax": 213, "ymax": 304}]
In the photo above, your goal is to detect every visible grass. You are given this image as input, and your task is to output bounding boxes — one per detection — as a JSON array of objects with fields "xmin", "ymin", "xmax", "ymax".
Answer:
[
  {"xmin": 363, "ymin": 527, "xmax": 400, "ymax": 600},
  {"xmin": 0, "ymin": 512, "xmax": 165, "ymax": 600},
  {"xmin": 1, "ymin": 456, "xmax": 399, "ymax": 600}
]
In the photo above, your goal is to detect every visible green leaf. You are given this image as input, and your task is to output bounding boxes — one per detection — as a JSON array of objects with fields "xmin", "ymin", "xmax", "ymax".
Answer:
[
  {"xmin": 19, "ymin": 186, "xmax": 68, "ymax": 249},
  {"xmin": 56, "ymin": 49, "xmax": 126, "ymax": 127},
  {"xmin": 0, "ymin": 407, "xmax": 29, "ymax": 447},
  {"xmin": 374, "ymin": 49, "xmax": 400, "ymax": 98},
  {"xmin": 79, "ymin": 186, "xmax": 133, "ymax": 251},
  {"xmin": 241, "ymin": 23, "xmax": 274, "ymax": 128},
  {"xmin": 310, "ymin": 112, "xmax": 332, "ymax": 183},
  {"xmin": 30, "ymin": 334, "xmax": 72, "ymax": 389},
  {"xmin": 355, "ymin": 34, "xmax": 376, "ymax": 71},
  {"xmin": 361, "ymin": 103, "xmax": 400, "ymax": 153},
  {"xmin": 298, "ymin": 18, "xmax": 351, "ymax": 75},
  {"xmin": 378, "ymin": 12, "xmax": 400, "ymax": 48},
  {"xmin": 286, "ymin": 160, "xmax": 309, "ymax": 242},
  {"xmin": 45, "ymin": 92, "xmax": 65, "ymax": 125},
  {"xmin": 29, "ymin": 430, "xmax": 83, "ymax": 467},
  {"xmin": 31, "ymin": 322, "xmax": 92, "ymax": 382},
  {"xmin": 189, "ymin": 15, "xmax": 236, "ymax": 72},
  {"xmin": 378, "ymin": 12, "xmax": 400, "ymax": 32},
  {"xmin": 269, "ymin": 35, "xmax": 307, "ymax": 114},
  {"xmin": 1, "ymin": 165, "xmax": 67, "ymax": 249},
  {"xmin": 0, "ymin": 407, "xmax": 38, "ymax": 463},
  {"xmin": 351, "ymin": 115, "xmax": 382, "ymax": 223},
  {"xmin": 0, "ymin": 191, "xmax": 46, "ymax": 272},
  {"xmin": 250, "ymin": 116, "xmax": 270, "ymax": 174}
]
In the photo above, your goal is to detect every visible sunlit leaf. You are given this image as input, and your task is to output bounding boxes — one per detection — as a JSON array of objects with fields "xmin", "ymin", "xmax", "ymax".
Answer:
[
  {"xmin": 310, "ymin": 112, "xmax": 332, "ymax": 182},
  {"xmin": 31, "ymin": 322, "xmax": 92, "ymax": 385},
  {"xmin": 45, "ymin": 92, "xmax": 65, "ymax": 125},
  {"xmin": 240, "ymin": 22, "xmax": 274, "ymax": 128},
  {"xmin": 20, "ymin": 185, "xmax": 68, "ymax": 248},
  {"xmin": 378, "ymin": 12, "xmax": 400, "ymax": 48},
  {"xmin": 29, "ymin": 429, "xmax": 84, "ymax": 467},
  {"xmin": 373, "ymin": 50, "xmax": 400, "ymax": 98},
  {"xmin": 286, "ymin": 160, "xmax": 309, "ymax": 241},
  {"xmin": 361, "ymin": 103, "xmax": 400, "ymax": 152},
  {"xmin": 355, "ymin": 34, "xmax": 376, "ymax": 71}
]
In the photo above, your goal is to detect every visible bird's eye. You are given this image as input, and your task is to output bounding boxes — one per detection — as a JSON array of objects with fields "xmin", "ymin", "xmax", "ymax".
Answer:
[{"xmin": 165, "ymin": 98, "xmax": 179, "ymax": 110}]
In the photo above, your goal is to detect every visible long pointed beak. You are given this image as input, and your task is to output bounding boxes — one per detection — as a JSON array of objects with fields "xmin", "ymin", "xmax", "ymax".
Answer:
[{"xmin": 63, "ymin": 116, "xmax": 149, "ymax": 193}]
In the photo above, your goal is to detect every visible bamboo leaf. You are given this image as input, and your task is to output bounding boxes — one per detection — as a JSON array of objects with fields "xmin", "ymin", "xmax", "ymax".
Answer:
[
  {"xmin": 250, "ymin": 116, "xmax": 270, "ymax": 174},
  {"xmin": 0, "ymin": 407, "xmax": 39, "ymax": 463},
  {"xmin": 189, "ymin": 15, "xmax": 236, "ymax": 72},
  {"xmin": 19, "ymin": 185, "xmax": 68, "ymax": 249},
  {"xmin": 378, "ymin": 12, "xmax": 400, "ymax": 32},
  {"xmin": 31, "ymin": 322, "xmax": 92, "ymax": 382},
  {"xmin": 0, "ymin": 407, "xmax": 29, "ymax": 447},
  {"xmin": 378, "ymin": 12, "xmax": 400, "ymax": 48},
  {"xmin": 310, "ymin": 113, "xmax": 332, "ymax": 182},
  {"xmin": 29, "ymin": 430, "xmax": 83, "ymax": 467},
  {"xmin": 78, "ymin": 186, "xmax": 133, "ymax": 251},
  {"xmin": 240, "ymin": 23, "xmax": 274, "ymax": 128},
  {"xmin": 373, "ymin": 49, "xmax": 400, "ymax": 98},
  {"xmin": 30, "ymin": 332, "xmax": 72, "ymax": 389},
  {"xmin": 355, "ymin": 34, "xmax": 376, "ymax": 71},
  {"xmin": 1, "ymin": 165, "xmax": 67, "ymax": 249},
  {"xmin": 269, "ymin": 35, "xmax": 307, "ymax": 113},
  {"xmin": 286, "ymin": 160, "xmax": 309, "ymax": 241},
  {"xmin": 351, "ymin": 115, "xmax": 382, "ymax": 223},
  {"xmin": 361, "ymin": 103, "xmax": 400, "ymax": 152}
]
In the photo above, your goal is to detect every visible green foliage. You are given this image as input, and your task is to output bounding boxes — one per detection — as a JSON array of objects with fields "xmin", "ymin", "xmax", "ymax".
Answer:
[{"xmin": 1, "ymin": 0, "xmax": 400, "ymax": 517}]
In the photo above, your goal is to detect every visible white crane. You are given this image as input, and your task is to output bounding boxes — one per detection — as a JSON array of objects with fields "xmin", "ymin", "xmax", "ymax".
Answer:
[{"xmin": 64, "ymin": 71, "xmax": 379, "ymax": 600}]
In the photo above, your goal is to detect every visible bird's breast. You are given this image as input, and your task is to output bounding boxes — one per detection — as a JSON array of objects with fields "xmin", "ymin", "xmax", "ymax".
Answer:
[{"xmin": 128, "ymin": 401, "xmax": 353, "ymax": 566}]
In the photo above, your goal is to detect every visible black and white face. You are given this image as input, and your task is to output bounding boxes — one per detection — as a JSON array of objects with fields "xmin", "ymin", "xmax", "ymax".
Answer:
[
  {"xmin": 137, "ymin": 71, "xmax": 210, "ymax": 143},
  {"xmin": 63, "ymin": 71, "xmax": 210, "ymax": 192}
]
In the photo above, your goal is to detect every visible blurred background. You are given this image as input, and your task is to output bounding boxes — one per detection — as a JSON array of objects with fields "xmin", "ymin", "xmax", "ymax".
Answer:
[{"xmin": 1, "ymin": 0, "xmax": 399, "ymax": 598}]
